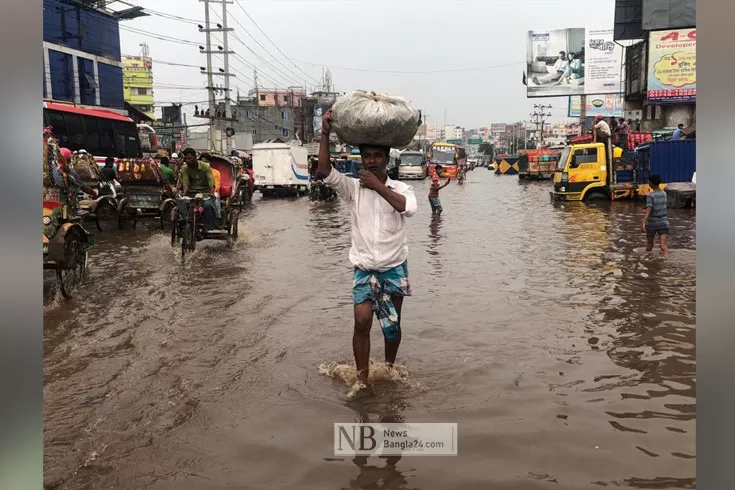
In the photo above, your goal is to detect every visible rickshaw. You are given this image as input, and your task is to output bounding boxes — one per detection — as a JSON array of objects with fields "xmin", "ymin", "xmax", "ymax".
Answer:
[
  {"xmin": 116, "ymin": 157, "xmax": 175, "ymax": 230},
  {"xmin": 168, "ymin": 153, "xmax": 242, "ymax": 260},
  {"xmin": 43, "ymin": 129, "xmax": 94, "ymax": 298},
  {"xmin": 71, "ymin": 150, "xmax": 118, "ymax": 232},
  {"xmin": 229, "ymin": 155, "xmax": 253, "ymax": 208},
  {"xmin": 308, "ymin": 157, "xmax": 338, "ymax": 202}
]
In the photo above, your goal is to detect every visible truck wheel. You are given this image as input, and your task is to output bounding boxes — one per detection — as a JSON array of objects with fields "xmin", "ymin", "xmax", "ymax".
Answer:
[{"xmin": 584, "ymin": 190, "xmax": 608, "ymax": 202}]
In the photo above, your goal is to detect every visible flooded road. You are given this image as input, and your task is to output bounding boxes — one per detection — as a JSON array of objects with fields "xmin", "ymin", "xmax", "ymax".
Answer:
[{"xmin": 44, "ymin": 169, "xmax": 696, "ymax": 490}]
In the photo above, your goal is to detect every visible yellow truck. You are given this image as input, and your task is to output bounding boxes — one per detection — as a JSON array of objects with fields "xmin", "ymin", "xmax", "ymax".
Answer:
[{"xmin": 551, "ymin": 142, "xmax": 657, "ymax": 202}]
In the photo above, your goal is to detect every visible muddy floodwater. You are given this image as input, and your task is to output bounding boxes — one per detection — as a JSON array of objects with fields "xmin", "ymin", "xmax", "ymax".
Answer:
[{"xmin": 44, "ymin": 170, "xmax": 696, "ymax": 490}]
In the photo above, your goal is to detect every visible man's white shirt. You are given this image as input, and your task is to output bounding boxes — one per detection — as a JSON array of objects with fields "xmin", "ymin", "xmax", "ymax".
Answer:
[{"xmin": 324, "ymin": 168, "xmax": 418, "ymax": 272}]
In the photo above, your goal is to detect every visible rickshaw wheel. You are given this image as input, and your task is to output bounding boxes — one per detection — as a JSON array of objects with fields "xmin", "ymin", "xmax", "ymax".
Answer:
[
  {"xmin": 117, "ymin": 210, "xmax": 128, "ymax": 230},
  {"xmin": 170, "ymin": 219, "xmax": 179, "ymax": 247},
  {"xmin": 56, "ymin": 231, "xmax": 88, "ymax": 299},
  {"xmin": 160, "ymin": 201, "xmax": 175, "ymax": 231},
  {"xmin": 95, "ymin": 200, "xmax": 116, "ymax": 232},
  {"xmin": 181, "ymin": 221, "xmax": 195, "ymax": 262}
]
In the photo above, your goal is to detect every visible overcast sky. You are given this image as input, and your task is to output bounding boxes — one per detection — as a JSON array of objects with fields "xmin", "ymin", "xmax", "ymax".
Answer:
[{"xmin": 117, "ymin": 0, "xmax": 616, "ymax": 130}]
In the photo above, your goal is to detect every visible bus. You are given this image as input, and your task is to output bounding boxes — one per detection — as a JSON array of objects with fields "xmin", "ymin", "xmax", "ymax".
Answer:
[
  {"xmin": 42, "ymin": 101, "xmax": 144, "ymax": 166},
  {"xmin": 428, "ymin": 142, "xmax": 466, "ymax": 178}
]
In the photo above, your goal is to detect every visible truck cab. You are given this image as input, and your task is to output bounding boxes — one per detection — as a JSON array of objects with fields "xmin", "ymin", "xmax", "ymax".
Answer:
[{"xmin": 552, "ymin": 142, "xmax": 642, "ymax": 202}]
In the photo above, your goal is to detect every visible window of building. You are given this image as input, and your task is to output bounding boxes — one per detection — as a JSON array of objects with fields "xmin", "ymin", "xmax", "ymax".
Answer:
[
  {"xmin": 282, "ymin": 111, "xmax": 288, "ymax": 120},
  {"xmin": 252, "ymin": 129, "xmax": 257, "ymax": 135},
  {"xmin": 48, "ymin": 50, "xmax": 75, "ymax": 102},
  {"xmin": 281, "ymin": 128, "xmax": 289, "ymax": 138},
  {"xmin": 260, "ymin": 95, "xmax": 266, "ymax": 101},
  {"xmin": 283, "ymin": 96, "xmax": 289, "ymax": 103}
]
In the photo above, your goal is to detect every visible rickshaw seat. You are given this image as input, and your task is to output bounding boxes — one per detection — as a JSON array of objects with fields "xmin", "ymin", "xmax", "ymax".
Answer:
[{"xmin": 211, "ymin": 161, "xmax": 234, "ymax": 198}]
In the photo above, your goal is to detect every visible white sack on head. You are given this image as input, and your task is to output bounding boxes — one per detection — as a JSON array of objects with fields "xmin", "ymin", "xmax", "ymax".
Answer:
[{"xmin": 331, "ymin": 90, "xmax": 421, "ymax": 148}]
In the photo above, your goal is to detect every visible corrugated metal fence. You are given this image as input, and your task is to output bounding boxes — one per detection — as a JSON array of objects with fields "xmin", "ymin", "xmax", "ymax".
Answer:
[{"xmin": 636, "ymin": 140, "xmax": 696, "ymax": 183}]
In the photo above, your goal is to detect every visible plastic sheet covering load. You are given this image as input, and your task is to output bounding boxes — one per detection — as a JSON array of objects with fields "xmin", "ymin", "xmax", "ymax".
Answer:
[
  {"xmin": 331, "ymin": 90, "xmax": 421, "ymax": 148},
  {"xmin": 664, "ymin": 182, "xmax": 696, "ymax": 209}
]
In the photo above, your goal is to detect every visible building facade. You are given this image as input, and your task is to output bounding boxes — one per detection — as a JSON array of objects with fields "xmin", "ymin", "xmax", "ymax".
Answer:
[
  {"xmin": 614, "ymin": 0, "xmax": 696, "ymax": 131},
  {"xmin": 123, "ymin": 55, "xmax": 154, "ymax": 119},
  {"xmin": 43, "ymin": 0, "xmax": 126, "ymax": 110}
]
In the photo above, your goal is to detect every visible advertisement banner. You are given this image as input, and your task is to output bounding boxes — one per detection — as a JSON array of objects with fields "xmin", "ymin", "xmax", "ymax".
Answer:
[
  {"xmin": 490, "ymin": 123, "xmax": 506, "ymax": 133},
  {"xmin": 568, "ymin": 94, "xmax": 624, "ymax": 117},
  {"xmin": 526, "ymin": 27, "xmax": 622, "ymax": 98},
  {"xmin": 312, "ymin": 104, "xmax": 334, "ymax": 135},
  {"xmin": 646, "ymin": 28, "xmax": 696, "ymax": 104}
]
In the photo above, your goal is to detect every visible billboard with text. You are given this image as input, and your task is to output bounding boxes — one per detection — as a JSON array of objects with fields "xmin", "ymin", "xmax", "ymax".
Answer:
[
  {"xmin": 646, "ymin": 28, "xmax": 696, "ymax": 104},
  {"xmin": 526, "ymin": 27, "xmax": 622, "ymax": 98},
  {"xmin": 490, "ymin": 123, "xmax": 506, "ymax": 133}
]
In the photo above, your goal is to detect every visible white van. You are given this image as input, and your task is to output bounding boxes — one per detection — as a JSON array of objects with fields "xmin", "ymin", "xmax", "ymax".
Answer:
[
  {"xmin": 252, "ymin": 141, "xmax": 310, "ymax": 197},
  {"xmin": 397, "ymin": 150, "xmax": 427, "ymax": 180}
]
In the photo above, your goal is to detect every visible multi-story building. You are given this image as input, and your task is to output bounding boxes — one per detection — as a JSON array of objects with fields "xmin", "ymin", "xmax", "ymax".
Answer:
[
  {"xmin": 43, "ymin": 0, "xmax": 144, "ymax": 111},
  {"xmin": 123, "ymin": 52, "xmax": 154, "ymax": 119},
  {"xmin": 614, "ymin": 0, "xmax": 696, "ymax": 130}
]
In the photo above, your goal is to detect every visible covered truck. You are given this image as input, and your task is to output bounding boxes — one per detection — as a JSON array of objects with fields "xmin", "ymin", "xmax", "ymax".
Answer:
[{"xmin": 252, "ymin": 141, "xmax": 310, "ymax": 198}]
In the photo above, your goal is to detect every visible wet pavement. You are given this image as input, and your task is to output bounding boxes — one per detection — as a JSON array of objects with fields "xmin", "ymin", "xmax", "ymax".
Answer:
[{"xmin": 43, "ymin": 169, "xmax": 696, "ymax": 490}]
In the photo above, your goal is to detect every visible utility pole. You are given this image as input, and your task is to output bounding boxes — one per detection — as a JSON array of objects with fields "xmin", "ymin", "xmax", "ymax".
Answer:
[
  {"xmin": 221, "ymin": 0, "xmax": 233, "ymax": 153},
  {"xmin": 197, "ymin": 0, "xmax": 236, "ymax": 152},
  {"xmin": 530, "ymin": 104, "xmax": 552, "ymax": 145},
  {"xmin": 579, "ymin": 94, "xmax": 587, "ymax": 135}
]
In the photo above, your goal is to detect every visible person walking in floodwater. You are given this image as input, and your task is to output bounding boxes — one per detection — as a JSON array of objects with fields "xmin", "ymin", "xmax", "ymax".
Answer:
[
  {"xmin": 428, "ymin": 173, "xmax": 451, "ymax": 215},
  {"xmin": 642, "ymin": 174, "xmax": 670, "ymax": 256},
  {"xmin": 317, "ymin": 109, "xmax": 418, "ymax": 398}
]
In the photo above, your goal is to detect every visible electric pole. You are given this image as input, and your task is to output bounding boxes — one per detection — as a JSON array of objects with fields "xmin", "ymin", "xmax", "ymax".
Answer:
[
  {"xmin": 197, "ymin": 0, "xmax": 236, "ymax": 152},
  {"xmin": 221, "ymin": 0, "xmax": 233, "ymax": 153},
  {"xmin": 530, "ymin": 104, "xmax": 552, "ymax": 145},
  {"xmin": 579, "ymin": 95, "xmax": 587, "ymax": 135}
]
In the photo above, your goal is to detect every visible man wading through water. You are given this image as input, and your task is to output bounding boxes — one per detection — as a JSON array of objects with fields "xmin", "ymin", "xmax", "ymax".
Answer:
[{"xmin": 319, "ymin": 109, "xmax": 418, "ymax": 397}]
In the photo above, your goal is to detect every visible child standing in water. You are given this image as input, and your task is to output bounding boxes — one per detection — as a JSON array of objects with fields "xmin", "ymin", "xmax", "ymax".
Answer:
[
  {"xmin": 428, "ymin": 173, "xmax": 451, "ymax": 216},
  {"xmin": 642, "ymin": 174, "xmax": 670, "ymax": 256}
]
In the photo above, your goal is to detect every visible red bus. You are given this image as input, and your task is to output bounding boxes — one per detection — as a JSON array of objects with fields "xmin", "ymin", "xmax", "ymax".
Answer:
[{"xmin": 42, "ymin": 101, "xmax": 143, "ymax": 166}]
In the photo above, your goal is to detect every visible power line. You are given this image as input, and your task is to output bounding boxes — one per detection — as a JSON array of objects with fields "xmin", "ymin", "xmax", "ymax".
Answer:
[
  {"xmin": 225, "ymin": 13, "xmax": 306, "ymax": 87},
  {"xmin": 115, "ymin": 0, "xmax": 205, "ymax": 25},
  {"xmin": 292, "ymin": 59, "xmax": 526, "ymax": 74},
  {"xmin": 233, "ymin": 1, "xmax": 318, "ymax": 85},
  {"xmin": 119, "ymin": 25, "xmax": 200, "ymax": 46},
  {"xmin": 209, "ymin": 9, "xmax": 299, "ymax": 89}
]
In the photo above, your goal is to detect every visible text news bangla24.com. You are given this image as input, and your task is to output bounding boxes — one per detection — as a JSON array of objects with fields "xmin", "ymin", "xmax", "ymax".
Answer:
[{"xmin": 334, "ymin": 423, "xmax": 458, "ymax": 457}]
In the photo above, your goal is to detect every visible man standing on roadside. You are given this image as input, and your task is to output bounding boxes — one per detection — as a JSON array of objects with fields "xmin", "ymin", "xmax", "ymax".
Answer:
[{"xmin": 318, "ymin": 109, "xmax": 418, "ymax": 398}]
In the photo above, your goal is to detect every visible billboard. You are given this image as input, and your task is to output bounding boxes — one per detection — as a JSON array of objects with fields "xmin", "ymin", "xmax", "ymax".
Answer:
[
  {"xmin": 526, "ymin": 27, "xmax": 622, "ymax": 98},
  {"xmin": 646, "ymin": 28, "xmax": 696, "ymax": 104},
  {"xmin": 312, "ymin": 104, "xmax": 334, "ymax": 135},
  {"xmin": 568, "ymin": 94, "xmax": 624, "ymax": 117},
  {"xmin": 490, "ymin": 123, "xmax": 506, "ymax": 133}
]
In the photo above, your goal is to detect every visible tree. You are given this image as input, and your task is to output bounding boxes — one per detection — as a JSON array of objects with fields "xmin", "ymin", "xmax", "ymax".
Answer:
[{"xmin": 478, "ymin": 143, "xmax": 494, "ymax": 155}]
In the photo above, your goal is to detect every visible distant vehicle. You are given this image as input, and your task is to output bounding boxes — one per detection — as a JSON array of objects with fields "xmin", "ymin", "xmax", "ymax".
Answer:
[
  {"xmin": 428, "ymin": 142, "xmax": 466, "ymax": 178},
  {"xmin": 252, "ymin": 141, "xmax": 310, "ymax": 198},
  {"xmin": 43, "ymin": 100, "xmax": 143, "ymax": 166},
  {"xmin": 397, "ymin": 151, "xmax": 427, "ymax": 180},
  {"xmin": 137, "ymin": 123, "xmax": 160, "ymax": 155}
]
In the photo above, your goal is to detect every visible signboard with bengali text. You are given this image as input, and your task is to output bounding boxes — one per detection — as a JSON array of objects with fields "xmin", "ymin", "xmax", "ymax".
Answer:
[{"xmin": 646, "ymin": 28, "xmax": 696, "ymax": 104}]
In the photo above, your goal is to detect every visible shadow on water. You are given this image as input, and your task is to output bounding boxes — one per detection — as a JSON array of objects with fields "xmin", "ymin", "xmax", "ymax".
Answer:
[{"xmin": 341, "ymin": 388, "xmax": 419, "ymax": 490}]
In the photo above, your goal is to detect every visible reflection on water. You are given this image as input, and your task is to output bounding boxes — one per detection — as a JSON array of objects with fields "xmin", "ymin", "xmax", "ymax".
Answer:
[{"xmin": 44, "ymin": 172, "xmax": 695, "ymax": 490}]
